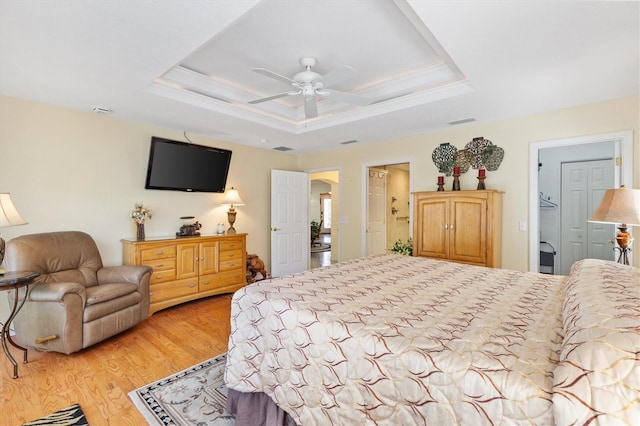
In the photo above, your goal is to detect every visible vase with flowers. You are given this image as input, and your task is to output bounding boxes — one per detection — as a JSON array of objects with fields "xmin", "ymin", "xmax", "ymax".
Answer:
[{"xmin": 130, "ymin": 203, "xmax": 152, "ymax": 240}]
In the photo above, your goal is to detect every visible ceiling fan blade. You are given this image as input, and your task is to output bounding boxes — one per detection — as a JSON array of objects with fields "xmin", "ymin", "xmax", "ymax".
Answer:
[
  {"xmin": 323, "ymin": 89, "xmax": 372, "ymax": 106},
  {"xmin": 253, "ymin": 68, "xmax": 298, "ymax": 86},
  {"xmin": 315, "ymin": 65, "xmax": 357, "ymax": 88},
  {"xmin": 248, "ymin": 91, "xmax": 293, "ymax": 104},
  {"xmin": 304, "ymin": 95, "xmax": 318, "ymax": 119}
]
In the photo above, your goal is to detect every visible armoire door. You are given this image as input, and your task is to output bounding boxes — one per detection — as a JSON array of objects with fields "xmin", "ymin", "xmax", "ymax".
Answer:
[
  {"xmin": 414, "ymin": 195, "xmax": 448, "ymax": 259},
  {"xmin": 449, "ymin": 196, "xmax": 487, "ymax": 265}
]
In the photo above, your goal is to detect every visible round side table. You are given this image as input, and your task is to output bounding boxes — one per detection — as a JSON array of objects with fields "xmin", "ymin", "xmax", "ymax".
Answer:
[{"xmin": 0, "ymin": 271, "xmax": 39, "ymax": 378}]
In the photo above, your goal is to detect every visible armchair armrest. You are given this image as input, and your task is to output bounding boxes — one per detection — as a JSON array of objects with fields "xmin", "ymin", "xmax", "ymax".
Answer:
[
  {"xmin": 98, "ymin": 265, "xmax": 152, "ymax": 287},
  {"xmin": 27, "ymin": 281, "xmax": 87, "ymax": 305}
]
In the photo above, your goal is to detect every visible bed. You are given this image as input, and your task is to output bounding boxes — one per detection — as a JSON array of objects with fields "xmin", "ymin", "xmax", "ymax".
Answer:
[{"xmin": 224, "ymin": 254, "xmax": 640, "ymax": 425}]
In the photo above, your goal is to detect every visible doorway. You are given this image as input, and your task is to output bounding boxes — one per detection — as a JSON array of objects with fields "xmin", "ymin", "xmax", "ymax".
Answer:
[
  {"xmin": 364, "ymin": 162, "xmax": 412, "ymax": 256},
  {"xmin": 320, "ymin": 193, "xmax": 331, "ymax": 233},
  {"xmin": 310, "ymin": 170, "xmax": 339, "ymax": 268},
  {"xmin": 529, "ymin": 131, "xmax": 633, "ymax": 272}
]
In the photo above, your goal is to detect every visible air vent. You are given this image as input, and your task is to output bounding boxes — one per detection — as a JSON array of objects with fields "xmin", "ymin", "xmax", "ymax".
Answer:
[
  {"xmin": 92, "ymin": 106, "xmax": 111, "ymax": 114},
  {"xmin": 273, "ymin": 146, "xmax": 293, "ymax": 151},
  {"xmin": 448, "ymin": 118, "xmax": 476, "ymax": 126},
  {"xmin": 340, "ymin": 140, "xmax": 358, "ymax": 145}
]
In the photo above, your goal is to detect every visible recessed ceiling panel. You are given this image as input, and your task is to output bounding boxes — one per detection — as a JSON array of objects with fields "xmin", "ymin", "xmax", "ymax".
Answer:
[{"xmin": 151, "ymin": 0, "xmax": 470, "ymax": 132}]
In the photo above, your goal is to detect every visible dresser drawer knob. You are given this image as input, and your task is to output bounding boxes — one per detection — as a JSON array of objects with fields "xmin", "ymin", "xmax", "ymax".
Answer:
[
  {"xmin": 156, "ymin": 263, "xmax": 164, "ymax": 268},
  {"xmin": 189, "ymin": 283, "xmax": 196, "ymax": 288},
  {"xmin": 156, "ymin": 275, "xmax": 163, "ymax": 279},
  {"xmin": 156, "ymin": 250, "xmax": 164, "ymax": 255}
]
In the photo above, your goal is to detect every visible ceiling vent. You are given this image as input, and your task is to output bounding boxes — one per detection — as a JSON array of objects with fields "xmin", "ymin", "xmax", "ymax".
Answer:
[
  {"xmin": 340, "ymin": 140, "xmax": 358, "ymax": 145},
  {"xmin": 448, "ymin": 117, "xmax": 476, "ymax": 126},
  {"xmin": 92, "ymin": 106, "xmax": 111, "ymax": 114},
  {"xmin": 273, "ymin": 146, "xmax": 293, "ymax": 151}
]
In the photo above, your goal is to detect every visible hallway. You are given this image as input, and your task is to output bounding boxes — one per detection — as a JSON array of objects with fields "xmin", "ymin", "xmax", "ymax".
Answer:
[{"xmin": 310, "ymin": 234, "xmax": 333, "ymax": 269}]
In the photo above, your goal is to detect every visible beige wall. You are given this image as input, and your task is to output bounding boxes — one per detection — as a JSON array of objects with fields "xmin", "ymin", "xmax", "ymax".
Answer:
[
  {"xmin": 0, "ymin": 95, "xmax": 299, "ymax": 271},
  {"xmin": 299, "ymin": 95, "xmax": 639, "ymax": 271},
  {"xmin": 1, "ymin": 94, "xmax": 638, "ymax": 274}
]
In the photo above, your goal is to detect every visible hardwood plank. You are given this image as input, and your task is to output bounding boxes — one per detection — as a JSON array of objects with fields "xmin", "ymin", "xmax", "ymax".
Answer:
[{"xmin": 0, "ymin": 293, "xmax": 233, "ymax": 425}]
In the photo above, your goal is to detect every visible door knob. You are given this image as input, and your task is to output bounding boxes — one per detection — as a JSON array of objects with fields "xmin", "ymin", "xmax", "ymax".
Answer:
[{"xmin": 271, "ymin": 227, "xmax": 281, "ymax": 231}]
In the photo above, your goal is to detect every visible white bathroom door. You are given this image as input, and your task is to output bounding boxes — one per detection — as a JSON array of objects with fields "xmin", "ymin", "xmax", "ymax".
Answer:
[{"xmin": 270, "ymin": 169, "xmax": 309, "ymax": 277}]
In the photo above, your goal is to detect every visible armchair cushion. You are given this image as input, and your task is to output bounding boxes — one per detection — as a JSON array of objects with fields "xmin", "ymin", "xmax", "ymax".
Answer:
[
  {"xmin": 4, "ymin": 231, "xmax": 152, "ymax": 354},
  {"xmin": 85, "ymin": 282, "xmax": 138, "ymax": 305},
  {"xmin": 7, "ymin": 231, "xmax": 103, "ymax": 286},
  {"xmin": 84, "ymin": 284, "xmax": 140, "ymax": 322}
]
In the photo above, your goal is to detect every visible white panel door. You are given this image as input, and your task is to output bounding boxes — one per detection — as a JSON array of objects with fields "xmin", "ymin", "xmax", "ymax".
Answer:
[
  {"xmin": 560, "ymin": 159, "xmax": 614, "ymax": 274},
  {"xmin": 366, "ymin": 169, "xmax": 386, "ymax": 255},
  {"xmin": 587, "ymin": 162, "xmax": 615, "ymax": 260},
  {"xmin": 271, "ymin": 169, "xmax": 309, "ymax": 277}
]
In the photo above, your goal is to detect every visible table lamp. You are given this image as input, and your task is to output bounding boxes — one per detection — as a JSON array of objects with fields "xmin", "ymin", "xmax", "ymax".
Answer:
[
  {"xmin": 223, "ymin": 187, "xmax": 244, "ymax": 234},
  {"xmin": 587, "ymin": 185, "xmax": 640, "ymax": 265},
  {"xmin": 0, "ymin": 193, "xmax": 28, "ymax": 274}
]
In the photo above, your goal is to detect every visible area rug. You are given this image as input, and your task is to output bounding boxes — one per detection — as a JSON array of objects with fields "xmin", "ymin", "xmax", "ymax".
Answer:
[
  {"xmin": 128, "ymin": 353, "xmax": 234, "ymax": 425},
  {"xmin": 310, "ymin": 242, "xmax": 331, "ymax": 253},
  {"xmin": 23, "ymin": 403, "xmax": 88, "ymax": 425}
]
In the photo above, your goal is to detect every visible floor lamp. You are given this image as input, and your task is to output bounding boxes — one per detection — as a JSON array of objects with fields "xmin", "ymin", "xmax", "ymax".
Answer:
[
  {"xmin": 588, "ymin": 185, "xmax": 640, "ymax": 265},
  {"xmin": 0, "ymin": 193, "xmax": 28, "ymax": 274}
]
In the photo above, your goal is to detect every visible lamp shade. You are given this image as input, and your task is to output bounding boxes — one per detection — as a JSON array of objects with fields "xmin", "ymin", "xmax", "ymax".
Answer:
[
  {"xmin": 588, "ymin": 185, "xmax": 640, "ymax": 226},
  {"xmin": 0, "ymin": 193, "xmax": 27, "ymax": 227},
  {"xmin": 223, "ymin": 187, "xmax": 245, "ymax": 207}
]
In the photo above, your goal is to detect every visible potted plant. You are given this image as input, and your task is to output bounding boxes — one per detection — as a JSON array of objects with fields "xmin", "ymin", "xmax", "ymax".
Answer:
[
  {"xmin": 389, "ymin": 238, "xmax": 413, "ymax": 256},
  {"xmin": 310, "ymin": 219, "xmax": 321, "ymax": 246}
]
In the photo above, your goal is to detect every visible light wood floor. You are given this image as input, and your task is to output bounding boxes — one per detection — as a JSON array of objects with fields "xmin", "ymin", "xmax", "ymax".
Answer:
[{"xmin": 1, "ymin": 293, "xmax": 233, "ymax": 425}]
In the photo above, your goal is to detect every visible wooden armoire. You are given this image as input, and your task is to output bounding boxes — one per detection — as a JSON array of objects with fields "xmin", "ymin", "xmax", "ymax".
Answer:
[{"xmin": 413, "ymin": 190, "xmax": 503, "ymax": 267}]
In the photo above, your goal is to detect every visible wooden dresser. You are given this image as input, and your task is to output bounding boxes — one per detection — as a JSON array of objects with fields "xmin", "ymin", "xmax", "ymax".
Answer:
[
  {"xmin": 413, "ymin": 190, "xmax": 503, "ymax": 267},
  {"xmin": 122, "ymin": 234, "xmax": 247, "ymax": 314}
]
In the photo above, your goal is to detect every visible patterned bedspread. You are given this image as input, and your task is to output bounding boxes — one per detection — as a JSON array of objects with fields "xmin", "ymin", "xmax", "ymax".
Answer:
[
  {"xmin": 226, "ymin": 255, "xmax": 640, "ymax": 424},
  {"xmin": 553, "ymin": 259, "xmax": 640, "ymax": 425},
  {"xmin": 225, "ymin": 255, "xmax": 570, "ymax": 425}
]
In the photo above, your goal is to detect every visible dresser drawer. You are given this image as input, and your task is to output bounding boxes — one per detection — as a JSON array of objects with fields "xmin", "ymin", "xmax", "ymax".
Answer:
[
  {"xmin": 219, "ymin": 248, "xmax": 242, "ymax": 262},
  {"xmin": 200, "ymin": 269, "xmax": 245, "ymax": 291},
  {"xmin": 142, "ymin": 257, "xmax": 176, "ymax": 271},
  {"xmin": 150, "ymin": 278, "xmax": 198, "ymax": 303},
  {"xmin": 149, "ymin": 269, "xmax": 176, "ymax": 285},
  {"xmin": 220, "ymin": 258, "xmax": 243, "ymax": 272},
  {"xmin": 141, "ymin": 245, "xmax": 176, "ymax": 261},
  {"xmin": 220, "ymin": 238, "xmax": 244, "ymax": 251}
]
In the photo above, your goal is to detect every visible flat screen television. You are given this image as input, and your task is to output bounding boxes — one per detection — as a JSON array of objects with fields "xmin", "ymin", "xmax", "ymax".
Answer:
[{"xmin": 145, "ymin": 136, "xmax": 232, "ymax": 193}]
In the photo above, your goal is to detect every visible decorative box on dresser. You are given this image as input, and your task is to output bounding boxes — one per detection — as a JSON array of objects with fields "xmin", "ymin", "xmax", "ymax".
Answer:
[
  {"xmin": 413, "ymin": 190, "xmax": 503, "ymax": 267},
  {"xmin": 122, "ymin": 234, "xmax": 247, "ymax": 314}
]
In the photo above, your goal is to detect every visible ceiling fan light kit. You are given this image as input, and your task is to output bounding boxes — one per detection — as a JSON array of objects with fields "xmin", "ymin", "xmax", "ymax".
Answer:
[{"xmin": 249, "ymin": 56, "xmax": 372, "ymax": 119}]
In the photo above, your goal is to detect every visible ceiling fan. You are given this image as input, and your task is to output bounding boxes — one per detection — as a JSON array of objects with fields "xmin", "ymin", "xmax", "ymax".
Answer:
[{"xmin": 248, "ymin": 57, "xmax": 372, "ymax": 119}]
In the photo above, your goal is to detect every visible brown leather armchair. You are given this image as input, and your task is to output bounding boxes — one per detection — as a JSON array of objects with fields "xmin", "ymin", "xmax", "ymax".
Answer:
[{"xmin": 4, "ymin": 231, "xmax": 152, "ymax": 354}]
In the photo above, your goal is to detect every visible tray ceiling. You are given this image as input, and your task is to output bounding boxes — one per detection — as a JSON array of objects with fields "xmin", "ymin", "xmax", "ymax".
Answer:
[{"xmin": 0, "ymin": 0, "xmax": 637, "ymax": 154}]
